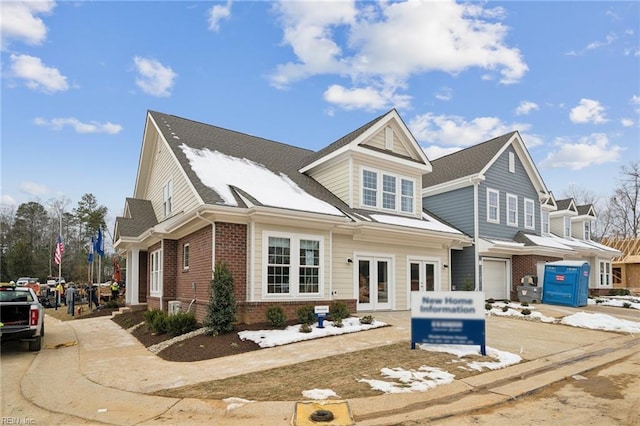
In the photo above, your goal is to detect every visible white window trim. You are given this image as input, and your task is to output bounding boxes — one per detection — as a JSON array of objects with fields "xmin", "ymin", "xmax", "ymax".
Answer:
[
  {"xmin": 487, "ymin": 188, "xmax": 500, "ymax": 224},
  {"xmin": 163, "ymin": 179, "xmax": 173, "ymax": 217},
  {"xmin": 542, "ymin": 211, "xmax": 550, "ymax": 236},
  {"xmin": 360, "ymin": 166, "xmax": 415, "ymax": 215},
  {"xmin": 599, "ymin": 260, "xmax": 611, "ymax": 287},
  {"xmin": 262, "ymin": 231, "xmax": 324, "ymax": 298},
  {"xmin": 150, "ymin": 249, "xmax": 163, "ymax": 297},
  {"xmin": 507, "ymin": 193, "xmax": 518, "ymax": 227},
  {"xmin": 564, "ymin": 216, "xmax": 571, "ymax": 238},
  {"xmin": 183, "ymin": 243, "xmax": 190, "ymax": 270},
  {"xmin": 584, "ymin": 221, "xmax": 591, "ymax": 240},
  {"xmin": 524, "ymin": 198, "xmax": 535, "ymax": 230}
]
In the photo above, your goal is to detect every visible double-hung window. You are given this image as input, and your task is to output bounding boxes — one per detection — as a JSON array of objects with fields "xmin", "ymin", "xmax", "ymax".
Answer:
[
  {"xmin": 584, "ymin": 222, "xmax": 591, "ymax": 240},
  {"xmin": 564, "ymin": 217, "xmax": 571, "ymax": 238},
  {"xmin": 507, "ymin": 194, "xmax": 518, "ymax": 226},
  {"xmin": 599, "ymin": 261, "xmax": 611, "ymax": 286},
  {"xmin": 150, "ymin": 249, "xmax": 163, "ymax": 296},
  {"xmin": 487, "ymin": 188, "xmax": 500, "ymax": 223},
  {"xmin": 361, "ymin": 168, "xmax": 414, "ymax": 214},
  {"xmin": 266, "ymin": 234, "xmax": 322, "ymax": 296},
  {"xmin": 524, "ymin": 198, "xmax": 535, "ymax": 229},
  {"xmin": 163, "ymin": 180, "xmax": 173, "ymax": 217},
  {"xmin": 542, "ymin": 211, "xmax": 550, "ymax": 235}
]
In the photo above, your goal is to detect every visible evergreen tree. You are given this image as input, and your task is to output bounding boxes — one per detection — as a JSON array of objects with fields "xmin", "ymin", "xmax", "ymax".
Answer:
[{"xmin": 204, "ymin": 261, "xmax": 237, "ymax": 335}]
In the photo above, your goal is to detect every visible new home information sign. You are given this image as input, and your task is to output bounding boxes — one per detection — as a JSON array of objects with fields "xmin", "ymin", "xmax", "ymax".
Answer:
[{"xmin": 411, "ymin": 291, "xmax": 486, "ymax": 355}]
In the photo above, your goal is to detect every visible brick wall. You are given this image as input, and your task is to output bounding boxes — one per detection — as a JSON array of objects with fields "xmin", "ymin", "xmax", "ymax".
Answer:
[
  {"xmin": 511, "ymin": 254, "xmax": 561, "ymax": 300},
  {"xmin": 214, "ymin": 222, "xmax": 247, "ymax": 304}
]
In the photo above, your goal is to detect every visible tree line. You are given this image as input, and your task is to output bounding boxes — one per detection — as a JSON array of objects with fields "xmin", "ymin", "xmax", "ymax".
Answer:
[{"xmin": 0, "ymin": 194, "xmax": 115, "ymax": 284}]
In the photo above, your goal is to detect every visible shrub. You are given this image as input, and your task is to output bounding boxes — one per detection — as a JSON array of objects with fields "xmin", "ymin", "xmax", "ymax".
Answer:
[
  {"xmin": 204, "ymin": 262, "xmax": 237, "ymax": 336},
  {"xmin": 297, "ymin": 305, "xmax": 316, "ymax": 325},
  {"xmin": 168, "ymin": 312, "xmax": 197, "ymax": 336},
  {"xmin": 521, "ymin": 309, "xmax": 531, "ymax": 316},
  {"xmin": 144, "ymin": 309, "xmax": 169, "ymax": 334},
  {"xmin": 332, "ymin": 318, "xmax": 344, "ymax": 328},
  {"xmin": 299, "ymin": 323, "xmax": 312, "ymax": 333},
  {"xmin": 485, "ymin": 303, "xmax": 493, "ymax": 310},
  {"xmin": 359, "ymin": 315, "xmax": 374, "ymax": 325},
  {"xmin": 329, "ymin": 301, "xmax": 350, "ymax": 321},
  {"xmin": 596, "ymin": 299, "xmax": 604, "ymax": 304},
  {"xmin": 486, "ymin": 298, "xmax": 495, "ymax": 304},
  {"xmin": 501, "ymin": 306, "xmax": 509, "ymax": 312},
  {"xmin": 609, "ymin": 288, "xmax": 630, "ymax": 296},
  {"xmin": 104, "ymin": 300, "xmax": 119, "ymax": 309},
  {"xmin": 623, "ymin": 302, "xmax": 632, "ymax": 309},
  {"xmin": 266, "ymin": 306, "xmax": 287, "ymax": 327},
  {"xmin": 521, "ymin": 302, "xmax": 529, "ymax": 307}
]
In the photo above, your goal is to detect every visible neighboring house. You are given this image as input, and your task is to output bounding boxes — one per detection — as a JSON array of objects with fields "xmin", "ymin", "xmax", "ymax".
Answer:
[
  {"xmin": 421, "ymin": 132, "xmax": 621, "ymax": 300},
  {"xmin": 114, "ymin": 109, "xmax": 472, "ymax": 323},
  {"xmin": 600, "ymin": 237, "xmax": 640, "ymax": 295}
]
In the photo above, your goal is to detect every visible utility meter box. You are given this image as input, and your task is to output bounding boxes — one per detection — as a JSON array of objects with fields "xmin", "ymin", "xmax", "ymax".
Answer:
[{"xmin": 542, "ymin": 261, "xmax": 590, "ymax": 307}]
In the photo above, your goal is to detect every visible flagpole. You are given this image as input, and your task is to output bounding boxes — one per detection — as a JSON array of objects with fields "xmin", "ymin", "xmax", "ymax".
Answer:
[{"xmin": 57, "ymin": 210, "xmax": 62, "ymax": 284}]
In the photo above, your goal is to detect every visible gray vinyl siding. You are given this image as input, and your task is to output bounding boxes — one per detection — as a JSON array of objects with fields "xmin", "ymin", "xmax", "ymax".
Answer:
[
  {"xmin": 451, "ymin": 247, "xmax": 475, "ymax": 290},
  {"xmin": 479, "ymin": 148, "xmax": 540, "ymax": 239},
  {"xmin": 422, "ymin": 186, "xmax": 475, "ymax": 236}
]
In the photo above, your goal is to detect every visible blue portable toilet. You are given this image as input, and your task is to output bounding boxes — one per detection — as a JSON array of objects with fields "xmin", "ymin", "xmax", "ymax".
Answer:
[{"xmin": 542, "ymin": 261, "xmax": 590, "ymax": 307}]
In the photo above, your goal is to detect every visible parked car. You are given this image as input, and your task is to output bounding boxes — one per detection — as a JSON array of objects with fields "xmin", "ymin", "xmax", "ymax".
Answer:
[{"xmin": 0, "ymin": 283, "xmax": 45, "ymax": 351}]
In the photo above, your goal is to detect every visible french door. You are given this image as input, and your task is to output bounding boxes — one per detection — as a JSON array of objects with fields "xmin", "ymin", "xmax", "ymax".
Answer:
[
  {"xmin": 357, "ymin": 256, "xmax": 392, "ymax": 310},
  {"xmin": 410, "ymin": 260, "xmax": 438, "ymax": 292}
]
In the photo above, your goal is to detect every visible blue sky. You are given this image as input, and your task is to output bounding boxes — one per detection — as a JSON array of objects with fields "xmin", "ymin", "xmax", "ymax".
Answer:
[{"xmin": 1, "ymin": 1, "xmax": 639, "ymax": 232}]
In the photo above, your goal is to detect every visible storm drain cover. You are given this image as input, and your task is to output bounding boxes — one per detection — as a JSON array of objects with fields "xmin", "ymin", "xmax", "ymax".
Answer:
[{"xmin": 292, "ymin": 400, "xmax": 354, "ymax": 426}]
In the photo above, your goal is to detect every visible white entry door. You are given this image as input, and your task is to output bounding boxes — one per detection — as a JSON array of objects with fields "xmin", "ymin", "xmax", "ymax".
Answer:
[
  {"xmin": 410, "ymin": 260, "xmax": 439, "ymax": 292},
  {"xmin": 357, "ymin": 256, "xmax": 392, "ymax": 311}
]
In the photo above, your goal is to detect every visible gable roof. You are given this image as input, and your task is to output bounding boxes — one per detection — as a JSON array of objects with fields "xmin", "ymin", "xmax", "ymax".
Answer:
[
  {"xmin": 114, "ymin": 110, "xmax": 471, "ymax": 244},
  {"xmin": 422, "ymin": 131, "xmax": 549, "ymax": 198},
  {"xmin": 555, "ymin": 198, "xmax": 577, "ymax": 213},
  {"xmin": 576, "ymin": 204, "xmax": 596, "ymax": 217},
  {"xmin": 300, "ymin": 109, "xmax": 431, "ymax": 174}
]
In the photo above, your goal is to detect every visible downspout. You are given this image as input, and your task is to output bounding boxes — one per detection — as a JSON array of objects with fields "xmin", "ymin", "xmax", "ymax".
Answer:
[
  {"xmin": 196, "ymin": 211, "xmax": 217, "ymax": 284},
  {"xmin": 249, "ymin": 219, "xmax": 255, "ymax": 302},
  {"xmin": 472, "ymin": 178, "xmax": 481, "ymax": 291},
  {"xmin": 329, "ymin": 227, "xmax": 333, "ymax": 301}
]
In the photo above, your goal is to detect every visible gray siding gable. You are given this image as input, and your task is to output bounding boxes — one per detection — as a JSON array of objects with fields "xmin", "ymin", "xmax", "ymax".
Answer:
[
  {"xmin": 479, "ymin": 147, "xmax": 541, "ymax": 239},
  {"xmin": 422, "ymin": 186, "xmax": 474, "ymax": 236}
]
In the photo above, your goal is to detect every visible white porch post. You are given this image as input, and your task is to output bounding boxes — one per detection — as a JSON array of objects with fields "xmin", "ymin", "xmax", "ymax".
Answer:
[{"xmin": 126, "ymin": 248, "xmax": 141, "ymax": 305}]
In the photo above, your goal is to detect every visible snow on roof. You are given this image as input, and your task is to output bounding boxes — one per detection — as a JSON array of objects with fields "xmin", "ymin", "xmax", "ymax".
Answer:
[
  {"xmin": 526, "ymin": 234, "xmax": 573, "ymax": 250},
  {"xmin": 369, "ymin": 213, "xmax": 463, "ymax": 234},
  {"xmin": 181, "ymin": 145, "xmax": 344, "ymax": 216}
]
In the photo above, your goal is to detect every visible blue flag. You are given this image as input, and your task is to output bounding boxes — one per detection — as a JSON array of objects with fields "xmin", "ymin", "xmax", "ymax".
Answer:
[
  {"xmin": 95, "ymin": 228, "xmax": 104, "ymax": 257},
  {"xmin": 88, "ymin": 236, "xmax": 94, "ymax": 263}
]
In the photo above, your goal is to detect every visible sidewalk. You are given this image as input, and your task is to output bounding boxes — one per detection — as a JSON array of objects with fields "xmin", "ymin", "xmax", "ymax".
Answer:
[{"xmin": 24, "ymin": 305, "xmax": 640, "ymax": 425}]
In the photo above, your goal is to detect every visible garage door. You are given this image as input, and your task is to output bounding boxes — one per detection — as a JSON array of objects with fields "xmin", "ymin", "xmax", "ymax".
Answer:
[{"xmin": 482, "ymin": 259, "xmax": 508, "ymax": 300}]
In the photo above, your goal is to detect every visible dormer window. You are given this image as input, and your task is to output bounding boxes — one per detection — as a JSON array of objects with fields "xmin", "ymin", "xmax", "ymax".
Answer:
[
  {"xmin": 542, "ymin": 211, "xmax": 550, "ymax": 235},
  {"xmin": 584, "ymin": 222, "xmax": 591, "ymax": 240},
  {"xmin": 564, "ymin": 216, "xmax": 571, "ymax": 238},
  {"xmin": 361, "ymin": 168, "xmax": 414, "ymax": 214}
]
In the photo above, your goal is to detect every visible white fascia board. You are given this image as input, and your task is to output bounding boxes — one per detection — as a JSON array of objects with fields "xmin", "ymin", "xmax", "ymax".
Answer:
[
  {"xmin": 352, "ymin": 145, "xmax": 432, "ymax": 172},
  {"xmin": 422, "ymin": 174, "xmax": 483, "ymax": 197}
]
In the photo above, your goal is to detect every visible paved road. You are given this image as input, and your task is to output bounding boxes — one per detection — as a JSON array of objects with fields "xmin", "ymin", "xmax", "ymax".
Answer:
[{"xmin": 1, "ymin": 302, "xmax": 638, "ymax": 425}]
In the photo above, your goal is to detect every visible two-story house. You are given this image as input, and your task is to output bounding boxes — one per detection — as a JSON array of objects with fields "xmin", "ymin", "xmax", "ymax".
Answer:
[
  {"xmin": 114, "ymin": 109, "xmax": 472, "ymax": 323},
  {"xmin": 422, "ymin": 132, "xmax": 621, "ymax": 300}
]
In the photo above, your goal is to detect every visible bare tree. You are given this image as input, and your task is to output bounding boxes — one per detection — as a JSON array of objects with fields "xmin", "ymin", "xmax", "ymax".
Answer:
[
  {"xmin": 562, "ymin": 184, "xmax": 608, "ymax": 239},
  {"xmin": 608, "ymin": 161, "xmax": 640, "ymax": 238}
]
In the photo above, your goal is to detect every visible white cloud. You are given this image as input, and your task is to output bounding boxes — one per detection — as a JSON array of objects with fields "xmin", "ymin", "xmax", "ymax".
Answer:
[
  {"xmin": 620, "ymin": 118, "xmax": 635, "ymax": 127},
  {"xmin": 0, "ymin": 0, "xmax": 55, "ymax": 49},
  {"xmin": 133, "ymin": 56, "xmax": 177, "ymax": 97},
  {"xmin": 208, "ymin": 1, "xmax": 232, "ymax": 32},
  {"xmin": 434, "ymin": 87, "xmax": 453, "ymax": 101},
  {"xmin": 269, "ymin": 0, "xmax": 527, "ymax": 110},
  {"xmin": 20, "ymin": 181, "xmax": 49, "ymax": 197},
  {"xmin": 515, "ymin": 101, "xmax": 539, "ymax": 116},
  {"xmin": 9, "ymin": 53, "xmax": 68, "ymax": 93},
  {"xmin": 1, "ymin": 194, "xmax": 17, "ymax": 207},
  {"xmin": 408, "ymin": 112, "xmax": 534, "ymax": 146},
  {"xmin": 570, "ymin": 99, "xmax": 608, "ymax": 124},
  {"xmin": 422, "ymin": 145, "xmax": 462, "ymax": 160},
  {"xmin": 323, "ymin": 84, "xmax": 410, "ymax": 111},
  {"xmin": 34, "ymin": 117, "xmax": 123, "ymax": 134},
  {"xmin": 538, "ymin": 133, "xmax": 622, "ymax": 170}
]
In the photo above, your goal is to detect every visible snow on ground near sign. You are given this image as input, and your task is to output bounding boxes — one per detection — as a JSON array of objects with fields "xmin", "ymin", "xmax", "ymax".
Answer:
[
  {"xmin": 238, "ymin": 317, "xmax": 387, "ymax": 348},
  {"xmin": 588, "ymin": 296, "xmax": 640, "ymax": 310},
  {"xmin": 561, "ymin": 312, "xmax": 640, "ymax": 333}
]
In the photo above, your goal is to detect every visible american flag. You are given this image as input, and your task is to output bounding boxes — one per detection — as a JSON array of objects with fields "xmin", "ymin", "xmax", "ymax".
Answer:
[{"xmin": 54, "ymin": 235, "xmax": 64, "ymax": 265}]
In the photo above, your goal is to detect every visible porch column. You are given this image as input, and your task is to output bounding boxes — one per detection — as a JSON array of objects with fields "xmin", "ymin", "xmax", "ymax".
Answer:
[{"xmin": 126, "ymin": 248, "xmax": 141, "ymax": 305}]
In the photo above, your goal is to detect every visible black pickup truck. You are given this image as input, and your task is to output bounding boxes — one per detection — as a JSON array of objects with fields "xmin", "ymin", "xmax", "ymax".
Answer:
[{"xmin": 0, "ymin": 284, "xmax": 45, "ymax": 351}]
